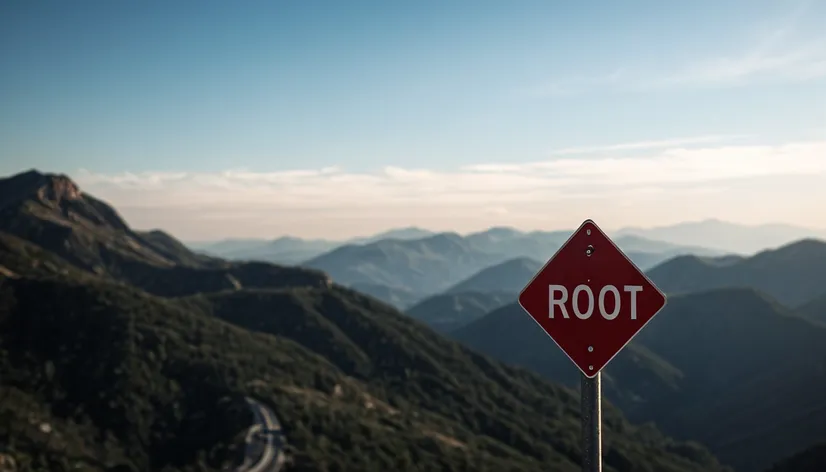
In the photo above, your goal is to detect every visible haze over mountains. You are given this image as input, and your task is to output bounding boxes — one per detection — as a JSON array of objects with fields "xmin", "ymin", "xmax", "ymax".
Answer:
[
  {"xmin": 190, "ymin": 219, "xmax": 826, "ymax": 312},
  {"xmin": 442, "ymin": 236, "xmax": 826, "ymax": 472},
  {"xmin": 1, "ymin": 169, "xmax": 825, "ymax": 472},
  {"xmin": 200, "ymin": 230, "xmax": 694, "ymax": 309},
  {"xmin": 188, "ymin": 228, "xmax": 437, "ymax": 265},
  {"xmin": 648, "ymin": 240, "xmax": 826, "ymax": 306},
  {"xmin": 193, "ymin": 219, "xmax": 826, "ymax": 267},
  {"xmin": 616, "ymin": 220, "xmax": 826, "ymax": 255},
  {"xmin": 298, "ymin": 232, "xmax": 729, "ymax": 309}
]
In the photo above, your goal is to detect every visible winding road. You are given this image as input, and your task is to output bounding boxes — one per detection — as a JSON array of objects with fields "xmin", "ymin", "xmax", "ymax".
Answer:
[{"xmin": 235, "ymin": 397, "xmax": 286, "ymax": 472}]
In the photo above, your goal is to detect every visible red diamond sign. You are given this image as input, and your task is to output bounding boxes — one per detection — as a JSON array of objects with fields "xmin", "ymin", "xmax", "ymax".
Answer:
[{"xmin": 518, "ymin": 219, "xmax": 667, "ymax": 378}]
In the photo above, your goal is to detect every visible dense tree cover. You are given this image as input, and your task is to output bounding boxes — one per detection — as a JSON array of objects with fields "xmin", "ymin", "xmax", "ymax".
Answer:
[
  {"xmin": 0, "ymin": 275, "xmax": 731, "ymax": 472},
  {"xmin": 453, "ymin": 289, "xmax": 826, "ymax": 472}
]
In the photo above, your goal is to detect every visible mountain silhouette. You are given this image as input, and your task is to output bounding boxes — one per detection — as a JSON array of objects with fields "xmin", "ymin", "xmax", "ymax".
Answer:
[
  {"xmin": 648, "ymin": 239, "xmax": 826, "ymax": 306},
  {"xmin": 616, "ymin": 219, "xmax": 826, "ymax": 254},
  {"xmin": 301, "ymin": 232, "xmax": 501, "ymax": 297},
  {"xmin": 300, "ymin": 228, "xmax": 720, "ymax": 307},
  {"xmin": 406, "ymin": 290, "xmax": 514, "ymax": 333},
  {"xmin": 445, "ymin": 257, "xmax": 542, "ymax": 294},
  {"xmin": 0, "ymin": 169, "xmax": 732, "ymax": 471}
]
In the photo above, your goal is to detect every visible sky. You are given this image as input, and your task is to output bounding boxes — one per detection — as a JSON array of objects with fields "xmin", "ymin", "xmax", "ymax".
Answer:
[{"xmin": 1, "ymin": 0, "xmax": 825, "ymax": 240}]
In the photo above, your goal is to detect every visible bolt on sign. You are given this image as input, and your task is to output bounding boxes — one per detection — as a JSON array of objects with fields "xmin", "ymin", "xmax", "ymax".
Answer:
[{"xmin": 517, "ymin": 219, "xmax": 667, "ymax": 378}]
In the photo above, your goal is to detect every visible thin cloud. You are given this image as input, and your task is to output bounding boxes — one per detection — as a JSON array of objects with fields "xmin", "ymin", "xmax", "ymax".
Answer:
[
  {"xmin": 652, "ymin": 38, "xmax": 826, "ymax": 88},
  {"xmin": 549, "ymin": 135, "xmax": 751, "ymax": 155},
  {"xmin": 664, "ymin": 1, "xmax": 824, "ymax": 86},
  {"xmin": 547, "ymin": 37, "xmax": 826, "ymax": 95},
  {"xmin": 74, "ymin": 139, "xmax": 826, "ymax": 238},
  {"xmin": 77, "ymin": 139, "xmax": 826, "ymax": 210},
  {"xmin": 524, "ymin": 3, "xmax": 826, "ymax": 97}
]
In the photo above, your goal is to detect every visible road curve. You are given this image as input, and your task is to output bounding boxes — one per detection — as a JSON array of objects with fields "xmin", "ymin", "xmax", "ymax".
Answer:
[{"xmin": 235, "ymin": 397, "xmax": 287, "ymax": 472}]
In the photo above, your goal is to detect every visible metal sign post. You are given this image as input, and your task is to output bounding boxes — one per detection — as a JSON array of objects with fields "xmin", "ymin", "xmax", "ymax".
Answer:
[{"xmin": 580, "ymin": 373, "xmax": 602, "ymax": 472}]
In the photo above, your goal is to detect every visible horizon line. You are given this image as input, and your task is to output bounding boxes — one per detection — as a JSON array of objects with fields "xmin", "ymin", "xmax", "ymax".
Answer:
[{"xmin": 180, "ymin": 217, "xmax": 826, "ymax": 243}]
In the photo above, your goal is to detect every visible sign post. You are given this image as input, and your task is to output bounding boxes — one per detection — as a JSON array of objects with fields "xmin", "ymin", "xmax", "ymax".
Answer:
[
  {"xmin": 517, "ymin": 219, "xmax": 667, "ymax": 472},
  {"xmin": 580, "ymin": 374, "xmax": 601, "ymax": 472}
]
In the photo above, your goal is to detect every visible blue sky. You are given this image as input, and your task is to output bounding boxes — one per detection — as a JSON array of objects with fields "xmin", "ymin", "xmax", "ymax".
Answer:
[{"xmin": 1, "ymin": 0, "xmax": 825, "ymax": 239}]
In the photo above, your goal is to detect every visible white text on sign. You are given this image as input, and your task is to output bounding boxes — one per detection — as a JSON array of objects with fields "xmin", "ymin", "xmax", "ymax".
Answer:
[{"xmin": 548, "ymin": 285, "xmax": 643, "ymax": 320}]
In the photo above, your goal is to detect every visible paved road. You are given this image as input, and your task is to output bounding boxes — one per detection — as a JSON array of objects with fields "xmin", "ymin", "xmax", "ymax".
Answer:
[{"xmin": 235, "ymin": 397, "xmax": 286, "ymax": 472}]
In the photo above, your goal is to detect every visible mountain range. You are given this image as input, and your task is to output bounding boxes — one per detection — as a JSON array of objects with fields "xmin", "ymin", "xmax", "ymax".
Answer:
[
  {"xmin": 192, "ymin": 219, "xmax": 826, "ymax": 270},
  {"xmin": 193, "ymin": 224, "xmax": 723, "ymax": 270},
  {"xmin": 192, "ymin": 220, "xmax": 826, "ymax": 312},
  {"xmin": 298, "ymin": 231, "xmax": 725, "ymax": 308},
  {"xmin": 405, "ymin": 235, "xmax": 826, "ymax": 334},
  {"xmin": 0, "ymin": 170, "xmax": 740, "ymax": 471},
  {"xmin": 648, "ymin": 240, "xmax": 826, "ymax": 306},
  {"xmin": 188, "ymin": 228, "xmax": 436, "ymax": 265},
  {"xmin": 616, "ymin": 219, "xmax": 826, "ymax": 255},
  {"xmin": 1, "ymin": 168, "xmax": 824, "ymax": 472}
]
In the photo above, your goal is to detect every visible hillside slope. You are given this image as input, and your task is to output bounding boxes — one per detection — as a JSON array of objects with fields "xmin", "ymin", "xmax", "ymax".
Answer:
[
  {"xmin": 0, "ymin": 170, "xmax": 333, "ymax": 297},
  {"xmin": 452, "ymin": 305, "xmax": 687, "ymax": 421},
  {"xmin": 348, "ymin": 281, "xmax": 423, "ymax": 309},
  {"xmin": 0, "ymin": 275, "xmax": 731, "ymax": 472},
  {"xmin": 648, "ymin": 239, "xmax": 826, "ymax": 306},
  {"xmin": 406, "ymin": 291, "xmax": 514, "ymax": 333},
  {"xmin": 765, "ymin": 443, "xmax": 826, "ymax": 472},
  {"xmin": 302, "ymin": 233, "xmax": 501, "ymax": 295},
  {"xmin": 796, "ymin": 294, "xmax": 826, "ymax": 323},
  {"xmin": 633, "ymin": 288, "xmax": 826, "ymax": 472},
  {"xmin": 446, "ymin": 258, "xmax": 542, "ymax": 294},
  {"xmin": 0, "ymin": 170, "xmax": 214, "ymax": 271},
  {"xmin": 453, "ymin": 289, "xmax": 826, "ymax": 472}
]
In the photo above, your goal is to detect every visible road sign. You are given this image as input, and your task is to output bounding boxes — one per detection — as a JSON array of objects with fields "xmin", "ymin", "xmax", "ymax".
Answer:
[{"xmin": 517, "ymin": 219, "xmax": 667, "ymax": 378}]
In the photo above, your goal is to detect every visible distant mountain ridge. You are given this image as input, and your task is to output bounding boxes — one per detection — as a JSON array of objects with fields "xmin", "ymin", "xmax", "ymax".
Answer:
[
  {"xmin": 648, "ymin": 238, "xmax": 826, "ymax": 306},
  {"xmin": 302, "ymin": 232, "xmax": 502, "ymax": 299},
  {"xmin": 441, "ymin": 244, "xmax": 713, "ymax": 300},
  {"xmin": 617, "ymin": 218, "xmax": 826, "ymax": 255},
  {"xmin": 192, "ymin": 224, "xmax": 723, "ymax": 265},
  {"xmin": 193, "ymin": 218, "xmax": 826, "ymax": 268},
  {"xmin": 297, "ymin": 228, "xmax": 725, "ymax": 307},
  {"xmin": 445, "ymin": 257, "xmax": 542, "ymax": 294},
  {"xmin": 189, "ymin": 227, "xmax": 436, "ymax": 264},
  {"xmin": 193, "ymin": 220, "xmax": 826, "ymax": 309}
]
